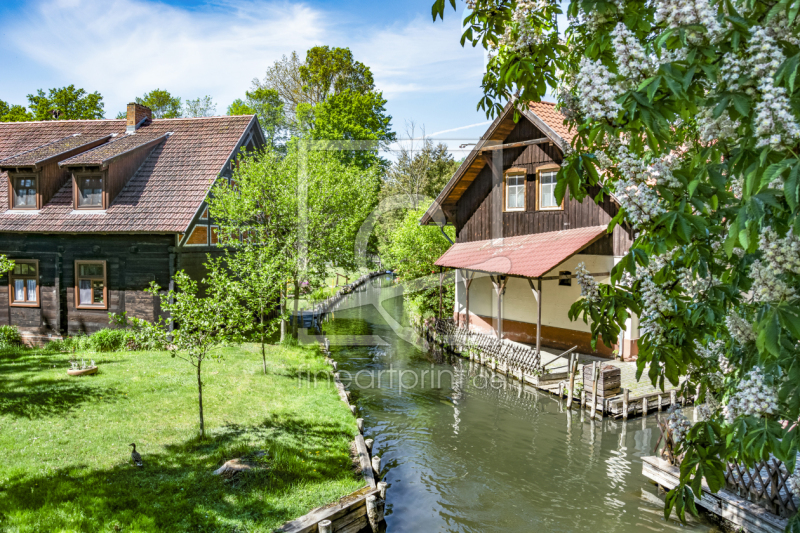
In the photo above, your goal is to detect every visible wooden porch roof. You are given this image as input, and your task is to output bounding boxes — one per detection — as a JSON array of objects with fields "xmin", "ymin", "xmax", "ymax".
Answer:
[{"xmin": 433, "ymin": 225, "xmax": 607, "ymax": 279}]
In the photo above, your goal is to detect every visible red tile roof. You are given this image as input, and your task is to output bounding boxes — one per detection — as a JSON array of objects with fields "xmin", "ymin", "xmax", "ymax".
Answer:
[
  {"xmin": 0, "ymin": 134, "xmax": 112, "ymax": 168},
  {"xmin": 528, "ymin": 101, "xmax": 574, "ymax": 143},
  {"xmin": 60, "ymin": 130, "xmax": 168, "ymax": 167},
  {"xmin": 434, "ymin": 226, "xmax": 607, "ymax": 278},
  {"xmin": 0, "ymin": 116, "xmax": 255, "ymax": 233}
]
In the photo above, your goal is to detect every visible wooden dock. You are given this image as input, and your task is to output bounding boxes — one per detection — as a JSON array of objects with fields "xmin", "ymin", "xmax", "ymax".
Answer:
[
  {"xmin": 642, "ymin": 456, "xmax": 788, "ymax": 533},
  {"xmin": 425, "ymin": 318, "xmax": 688, "ymax": 419}
]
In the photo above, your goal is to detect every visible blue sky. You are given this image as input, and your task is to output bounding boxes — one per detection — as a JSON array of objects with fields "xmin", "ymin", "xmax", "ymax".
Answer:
[{"xmin": 0, "ymin": 0, "xmax": 501, "ymax": 156}]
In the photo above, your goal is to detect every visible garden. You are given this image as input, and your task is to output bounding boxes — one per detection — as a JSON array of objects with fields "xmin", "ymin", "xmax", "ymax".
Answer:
[{"xmin": 0, "ymin": 331, "xmax": 363, "ymax": 532}]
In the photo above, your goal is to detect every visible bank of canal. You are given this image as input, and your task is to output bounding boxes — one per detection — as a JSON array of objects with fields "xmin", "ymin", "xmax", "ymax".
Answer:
[{"xmin": 319, "ymin": 275, "xmax": 719, "ymax": 533}]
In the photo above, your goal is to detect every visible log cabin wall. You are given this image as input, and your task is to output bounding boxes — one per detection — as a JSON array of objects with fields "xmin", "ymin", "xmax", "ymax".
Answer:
[
  {"xmin": 0, "ymin": 233, "xmax": 173, "ymax": 341},
  {"xmin": 455, "ymin": 117, "xmax": 633, "ymax": 256}
]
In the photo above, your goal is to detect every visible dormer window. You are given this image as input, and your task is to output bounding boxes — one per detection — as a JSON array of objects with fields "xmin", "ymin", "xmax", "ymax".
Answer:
[
  {"xmin": 75, "ymin": 174, "xmax": 104, "ymax": 209},
  {"xmin": 12, "ymin": 176, "xmax": 38, "ymax": 209}
]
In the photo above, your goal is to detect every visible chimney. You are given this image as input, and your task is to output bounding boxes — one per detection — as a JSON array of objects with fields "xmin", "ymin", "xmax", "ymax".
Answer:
[{"xmin": 126, "ymin": 103, "xmax": 152, "ymax": 133}]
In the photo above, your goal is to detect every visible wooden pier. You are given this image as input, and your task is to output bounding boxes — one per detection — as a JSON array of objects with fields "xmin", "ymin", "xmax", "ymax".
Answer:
[{"xmin": 424, "ymin": 318, "xmax": 688, "ymax": 419}]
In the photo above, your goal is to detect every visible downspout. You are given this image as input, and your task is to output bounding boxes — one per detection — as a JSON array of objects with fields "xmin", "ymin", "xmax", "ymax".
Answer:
[{"xmin": 439, "ymin": 225, "xmax": 454, "ymax": 245}]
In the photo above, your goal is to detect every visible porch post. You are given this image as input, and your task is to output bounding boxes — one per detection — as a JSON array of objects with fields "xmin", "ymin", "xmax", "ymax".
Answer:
[
  {"xmin": 491, "ymin": 275, "xmax": 507, "ymax": 340},
  {"xmin": 536, "ymin": 277, "xmax": 542, "ymax": 354},
  {"xmin": 462, "ymin": 270, "xmax": 474, "ymax": 330},
  {"xmin": 438, "ymin": 266, "xmax": 443, "ymax": 319}
]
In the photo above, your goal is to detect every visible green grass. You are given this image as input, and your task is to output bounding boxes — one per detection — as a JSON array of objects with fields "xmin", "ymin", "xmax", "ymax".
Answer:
[{"xmin": 0, "ymin": 343, "xmax": 364, "ymax": 532}]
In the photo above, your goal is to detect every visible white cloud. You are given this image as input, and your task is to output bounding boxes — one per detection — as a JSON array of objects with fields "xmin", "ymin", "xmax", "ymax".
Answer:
[
  {"xmin": 1, "ymin": 0, "xmax": 486, "ymax": 133},
  {"xmin": 6, "ymin": 0, "xmax": 328, "ymax": 114}
]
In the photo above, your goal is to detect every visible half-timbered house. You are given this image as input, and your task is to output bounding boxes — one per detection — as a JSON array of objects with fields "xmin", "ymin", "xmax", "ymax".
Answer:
[
  {"xmin": 420, "ymin": 101, "xmax": 638, "ymax": 359},
  {"xmin": 0, "ymin": 103, "xmax": 264, "ymax": 343}
]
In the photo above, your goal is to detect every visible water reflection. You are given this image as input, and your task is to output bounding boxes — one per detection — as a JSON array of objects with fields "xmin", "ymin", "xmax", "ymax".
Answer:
[{"xmin": 320, "ymin": 277, "xmax": 720, "ymax": 533}]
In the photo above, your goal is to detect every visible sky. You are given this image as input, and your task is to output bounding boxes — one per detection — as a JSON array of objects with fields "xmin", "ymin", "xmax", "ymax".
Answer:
[{"xmin": 0, "ymin": 0, "xmax": 503, "ymax": 158}]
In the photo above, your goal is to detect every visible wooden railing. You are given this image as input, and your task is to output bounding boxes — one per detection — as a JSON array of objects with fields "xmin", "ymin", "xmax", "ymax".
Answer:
[
  {"xmin": 424, "ymin": 318, "xmax": 543, "ymax": 375},
  {"xmin": 655, "ymin": 417, "xmax": 799, "ymax": 518}
]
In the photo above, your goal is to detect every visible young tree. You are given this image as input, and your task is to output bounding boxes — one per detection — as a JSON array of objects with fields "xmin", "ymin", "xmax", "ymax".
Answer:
[
  {"xmin": 184, "ymin": 96, "xmax": 217, "ymax": 118},
  {"xmin": 135, "ymin": 89, "xmax": 182, "ymax": 118},
  {"xmin": 125, "ymin": 266, "xmax": 249, "ymax": 437},
  {"xmin": 434, "ymin": 0, "xmax": 800, "ymax": 526},
  {"xmin": 206, "ymin": 238, "xmax": 287, "ymax": 374},
  {"xmin": 253, "ymin": 52, "xmax": 307, "ymax": 120},
  {"xmin": 27, "ymin": 85, "xmax": 104, "ymax": 120},
  {"xmin": 209, "ymin": 143, "xmax": 380, "ymax": 338}
]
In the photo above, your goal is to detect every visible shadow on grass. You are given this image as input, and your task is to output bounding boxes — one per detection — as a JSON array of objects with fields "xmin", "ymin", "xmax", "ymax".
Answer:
[
  {"xmin": 0, "ymin": 415, "xmax": 361, "ymax": 532},
  {"xmin": 0, "ymin": 351, "xmax": 124, "ymax": 419}
]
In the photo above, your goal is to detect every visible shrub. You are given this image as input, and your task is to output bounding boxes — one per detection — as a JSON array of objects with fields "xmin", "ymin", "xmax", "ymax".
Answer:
[
  {"xmin": 0, "ymin": 325, "xmax": 22, "ymax": 349},
  {"xmin": 89, "ymin": 328, "xmax": 133, "ymax": 352}
]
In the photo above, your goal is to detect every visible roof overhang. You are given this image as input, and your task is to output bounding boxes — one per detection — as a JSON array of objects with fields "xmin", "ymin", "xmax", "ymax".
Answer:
[
  {"xmin": 434, "ymin": 225, "xmax": 607, "ymax": 278},
  {"xmin": 420, "ymin": 100, "xmax": 567, "ymax": 227}
]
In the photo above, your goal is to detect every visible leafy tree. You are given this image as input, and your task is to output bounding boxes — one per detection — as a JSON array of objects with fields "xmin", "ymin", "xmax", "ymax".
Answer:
[
  {"xmin": 123, "ymin": 266, "xmax": 249, "ymax": 437},
  {"xmin": 0, "ymin": 100, "xmax": 32, "ymax": 122},
  {"xmin": 383, "ymin": 123, "xmax": 460, "ymax": 210},
  {"xmin": 434, "ymin": 0, "xmax": 800, "ymax": 527},
  {"xmin": 135, "ymin": 89, "xmax": 182, "ymax": 119},
  {"xmin": 206, "ymin": 235, "xmax": 287, "ymax": 373},
  {"xmin": 209, "ymin": 143, "xmax": 380, "ymax": 338},
  {"xmin": 384, "ymin": 207, "xmax": 454, "ymax": 326},
  {"xmin": 27, "ymin": 85, "xmax": 104, "ymax": 120},
  {"xmin": 299, "ymin": 46, "xmax": 375, "ymax": 105},
  {"xmin": 253, "ymin": 52, "xmax": 306, "ymax": 120},
  {"xmin": 184, "ymin": 96, "xmax": 217, "ymax": 118},
  {"xmin": 228, "ymin": 87, "xmax": 288, "ymax": 149}
]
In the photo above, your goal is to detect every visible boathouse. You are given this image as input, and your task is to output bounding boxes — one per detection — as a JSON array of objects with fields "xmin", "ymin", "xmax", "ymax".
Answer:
[
  {"xmin": 0, "ymin": 103, "xmax": 264, "ymax": 343},
  {"xmin": 420, "ymin": 101, "xmax": 638, "ymax": 359}
]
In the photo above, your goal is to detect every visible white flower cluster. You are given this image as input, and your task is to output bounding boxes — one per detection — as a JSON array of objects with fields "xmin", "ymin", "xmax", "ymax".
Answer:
[
  {"xmin": 497, "ymin": 0, "xmax": 549, "ymax": 55},
  {"xmin": 722, "ymin": 367, "xmax": 779, "ymax": 424},
  {"xmin": 725, "ymin": 311, "xmax": 755, "ymax": 345},
  {"xmin": 750, "ymin": 228, "xmax": 800, "ymax": 302},
  {"xmin": 747, "ymin": 28, "xmax": 800, "ymax": 149},
  {"xmin": 575, "ymin": 58, "xmax": 621, "ymax": 121},
  {"xmin": 611, "ymin": 23, "xmax": 656, "ymax": 83},
  {"xmin": 575, "ymin": 262, "xmax": 600, "ymax": 302},
  {"xmin": 695, "ymin": 338, "xmax": 725, "ymax": 361},
  {"xmin": 666, "ymin": 408, "xmax": 692, "ymax": 443},
  {"xmin": 620, "ymin": 254, "xmax": 671, "ymax": 344},
  {"xmin": 654, "ymin": 0, "xmax": 723, "ymax": 41},
  {"xmin": 611, "ymin": 145, "xmax": 680, "ymax": 229},
  {"xmin": 696, "ymin": 106, "xmax": 740, "ymax": 143},
  {"xmin": 764, "ymin": 12, "xmax": 800, "ymax": 46}
]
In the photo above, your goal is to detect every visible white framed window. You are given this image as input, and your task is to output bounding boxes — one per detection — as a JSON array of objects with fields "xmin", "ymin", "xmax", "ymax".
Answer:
[
  {"xmin": 9, "ymin": 260, "xmax": 39, "ymax": 307},
  {"xmin": 75, "ymin": 260, "xmax": 107, "ymax": 309},
  {"xmin": 505, "ymin": 171, "xmax": 526, "ymax": 211},
  {"xmin": 538, "ymin": 169, "xmax": 562, "ymax": 210}
]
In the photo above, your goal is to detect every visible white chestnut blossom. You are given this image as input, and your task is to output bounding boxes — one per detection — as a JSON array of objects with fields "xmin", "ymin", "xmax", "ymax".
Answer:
[
  {"xmin": 611, "ymin": 23, "xmax": 656, "ymax": 83},
  {"xmin": 666, "ymin": 407, "xmax": 692, "ymax": 443},
  {"xmin": 620, "ymin": 254, "xmax": 672, "ymax": 344},
  {"xmin": 725, "ymin": 311, "xmax": 755, "ymax": 345},
  {"xmin": 610, "ymin": 145, "xmax": 680, "ymax": 229},
  {"xmin": 722, "ymin": 367, "xmax": 779, "ymax": 424},
  {"xmin": 575, "ymin": 58, "xmax": 622, "ymax": 121},
  {"xmin": 497, "ymin": 0, "xmax": 550, "ymax": 55},
  {"xmin": 753, "ymin": 80, "xmax": 800, "ymax": 150},
  {"xmin": 750, "ymin": 228, "xmax": 800, "ymax": 302},
  {"xmin": 575, "ymin": 262, "xmax": 600, "ymax": 302},
  {"xmin": 654, "ymin": 0, "xmax": 723, "ymax": 42},
  {"xmin": 696, "ymin": 107, "xmax": 740, "ymax": 143}
]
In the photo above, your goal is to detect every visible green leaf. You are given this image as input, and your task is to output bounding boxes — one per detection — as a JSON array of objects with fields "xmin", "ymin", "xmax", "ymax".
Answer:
[
  {"xmin": 731, "ymin": 94, "xmax": 750, "ymax": 116},
  {"xmin": 757, "ymin": 310, "xmax": 781, "ymax": 356},
  {"xmin": 724, "ymin": 218, "xmax": 739, "ymax": 257}
]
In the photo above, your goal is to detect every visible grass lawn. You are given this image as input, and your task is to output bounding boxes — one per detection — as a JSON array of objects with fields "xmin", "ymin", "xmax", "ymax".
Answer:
[{"xmin": 0, "ymin": 343, "xmax": 364, "ymax": 532}]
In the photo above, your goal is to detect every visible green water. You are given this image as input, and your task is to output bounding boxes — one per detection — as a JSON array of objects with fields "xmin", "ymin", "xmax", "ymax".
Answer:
[{"xmin": 321, "ymin": 276, "xmax": 719, "ymax": 533}]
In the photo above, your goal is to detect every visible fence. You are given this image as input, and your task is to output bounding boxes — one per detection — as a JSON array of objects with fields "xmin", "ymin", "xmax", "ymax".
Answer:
[{"xmin": 656, "ymin": 417, "xmax": 799, "ymax": 519}]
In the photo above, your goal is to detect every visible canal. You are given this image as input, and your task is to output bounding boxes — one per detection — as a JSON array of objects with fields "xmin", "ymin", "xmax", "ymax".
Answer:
[{"xmin": 320, "ymin": 275, "xmax": 719, "ymax": 533}]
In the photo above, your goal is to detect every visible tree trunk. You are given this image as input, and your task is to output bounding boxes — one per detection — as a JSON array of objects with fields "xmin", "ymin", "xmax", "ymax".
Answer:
[
  {"xmin": 280, "ymin": 284, "xmax": 286, "ymax": 343},
  {"xmin": 260, "ymin": 305, "xmax": 267, "ymax": 375},
  {"xmin": 196, "ymin": 358, "xmax": 204, "ymax": 438},
  {"xmin": 292, "ymin": 279, "xmax": 300, "ymax": 338}
]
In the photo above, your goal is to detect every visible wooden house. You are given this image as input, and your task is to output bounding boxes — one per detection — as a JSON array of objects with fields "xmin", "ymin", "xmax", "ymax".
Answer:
[
  {"xmin": 0, "ymin": 103, "xmax": 264, "ymax": 343},
  {"xmin": 420, "ymin": 101, "xmax": 638, "ymax": 359}
]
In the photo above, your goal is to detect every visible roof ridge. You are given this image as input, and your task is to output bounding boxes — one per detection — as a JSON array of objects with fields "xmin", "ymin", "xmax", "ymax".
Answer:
[{"xmin": 0, "ymin": 119, "xmax": 125, "ymax": 125}]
